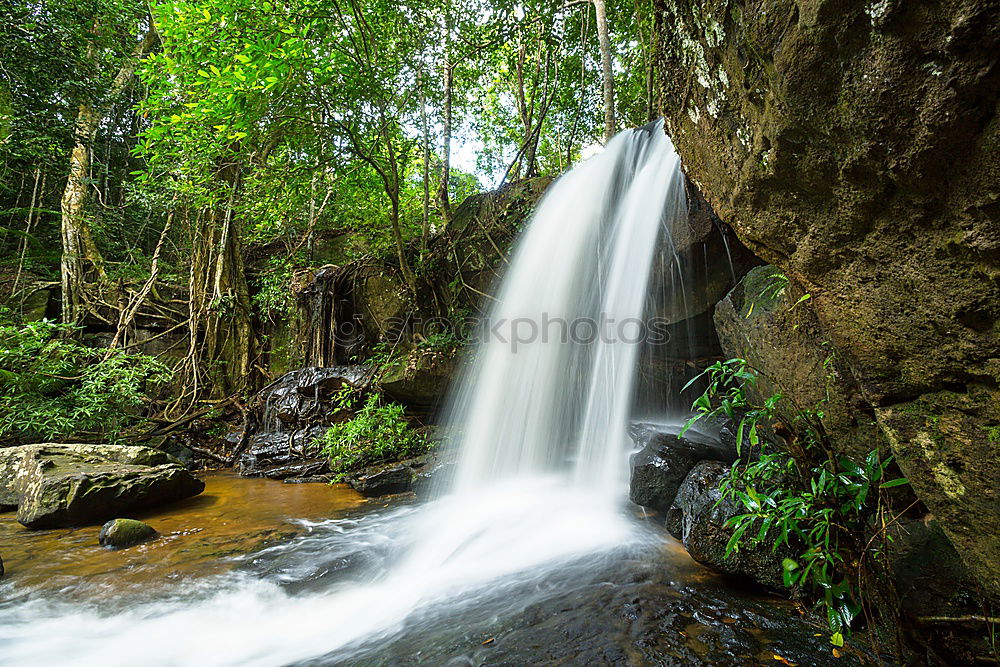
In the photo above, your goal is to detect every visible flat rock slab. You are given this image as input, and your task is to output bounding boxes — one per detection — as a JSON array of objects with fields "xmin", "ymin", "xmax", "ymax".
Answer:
[{"xmin": 0, "ymin": 444, "xmax": 204, "ymax": 528}]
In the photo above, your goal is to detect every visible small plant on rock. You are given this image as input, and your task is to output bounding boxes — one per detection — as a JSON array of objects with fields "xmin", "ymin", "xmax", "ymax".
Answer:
[
  {"xmin": 316, "ymin": 390, "xmax": 432, "ymax": 478},
  {"xmin": 682, "ymin": 358, "xmax": 908, "ymax": 648}
]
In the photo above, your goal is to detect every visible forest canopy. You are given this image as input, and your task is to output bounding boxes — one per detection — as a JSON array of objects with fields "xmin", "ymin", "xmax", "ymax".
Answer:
[{"xmin": 0, "ymin": 0, "xmax": 658, "ymax": 407}]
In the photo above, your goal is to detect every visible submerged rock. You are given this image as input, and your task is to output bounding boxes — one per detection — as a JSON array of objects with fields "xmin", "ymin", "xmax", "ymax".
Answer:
[
  {"xmin": 628, "ymin": 423, "xmax": 735, "ymax": 512},
  {"xmin": 668, "ymin": 461, "xmax": 789, "ymax": 591},
  {"xmin": 99, "ymin": 518, "xmax": 158, "ymax": 549},
  {"xmin": 0, "ymin": 444, "xmax": 204, "ymax": 529}
]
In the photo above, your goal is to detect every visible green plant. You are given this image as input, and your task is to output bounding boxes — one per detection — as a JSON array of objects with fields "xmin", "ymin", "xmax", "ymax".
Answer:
[
  {"xmin": 0, "ymin": 316, "xmax": 172, "ymax": 442},
  {"xmin": 317, "ymin": 391, "xmax": 432, "ymax": 478},
  {"xmin": 682, "ymin": 358, "xmax": 908, "ymax": 646}
]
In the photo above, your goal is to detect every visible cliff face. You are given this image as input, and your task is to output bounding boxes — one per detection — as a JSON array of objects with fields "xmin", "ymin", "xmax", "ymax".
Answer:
[{"xmin": 655, "ymin": 0, "xmax": 1000, "ymax": 594}]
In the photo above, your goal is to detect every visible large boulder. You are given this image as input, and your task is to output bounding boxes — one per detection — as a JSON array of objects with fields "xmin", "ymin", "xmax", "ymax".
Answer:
[
  {"xmin": 657, "ymin": 0, "xmax": 1000, "ymax": 596},
  {"xmin": 667, "ymin": 461, "xmax": 790, "ymax": 591},
  {"xmin": 0, "ymin": 444, "xmax": 204, "ymax": 528},
  {"xmin": 628, "ymin": 422, "xmax": 735, "ymax": 512}
]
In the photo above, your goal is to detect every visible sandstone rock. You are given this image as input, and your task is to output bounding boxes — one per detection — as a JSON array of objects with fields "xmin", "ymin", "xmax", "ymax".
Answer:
[
  {"xmin": 0, "ymin": 444, "xmax": 204, "ymax": 528},
  {"xmin": 99, "ymin": 518, "xmax": 158, "ymax": 549},
  {"xmin": 657, "ymin": 0, "xmax": 1000, "ymax": 596},
  {"xmin": 713, "ymin": 266, "xmax": 883, "ymax": 462}
]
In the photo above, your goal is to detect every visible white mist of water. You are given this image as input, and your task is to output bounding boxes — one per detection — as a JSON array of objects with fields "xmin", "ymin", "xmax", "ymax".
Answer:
[{"xmin": 0, "ymin": 123, "xmax": 687, "ymax": 667}]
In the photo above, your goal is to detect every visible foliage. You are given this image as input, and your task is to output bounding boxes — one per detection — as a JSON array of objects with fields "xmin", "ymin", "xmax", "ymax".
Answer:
[
  {"xmin": 317, "ymin": 390, "xmax": 432, "ymax": 477},
  {"xmin": 0, "ymin": 314, "xmax": 172, "ymax": 442},
  {"xmin": 683, "ymin": 358, "xmax": 908, "ymax": 645}
]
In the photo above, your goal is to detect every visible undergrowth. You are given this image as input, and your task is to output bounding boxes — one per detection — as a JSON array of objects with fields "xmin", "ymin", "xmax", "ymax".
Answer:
[
  {"xmin": 682, "ymin": 357, "xmax": 908, "ymax": 648},
  {"xmin": 316, "ymin": 388, "xmax": 432, "ymax": 478},
  {"xmin": 0, "ymin": 312, "xmax": 172, "ymax": 442}
]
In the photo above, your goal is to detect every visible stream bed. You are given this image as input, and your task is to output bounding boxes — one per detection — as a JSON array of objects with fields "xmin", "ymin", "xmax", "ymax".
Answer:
[{"xmin": 0, "ymin": 472, "xmax": 861, "ymax": 666}]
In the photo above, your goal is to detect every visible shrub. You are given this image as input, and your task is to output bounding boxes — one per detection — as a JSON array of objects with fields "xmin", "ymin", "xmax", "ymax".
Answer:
[
  {"xmin": 682, "ymin": 358, "xmax": 908, "ymax": 647},
  {"xmin": 0, "ymin": 315, "xmax": 172, "ymax": 442},
  {"xmin": 317, "ymin": 391, "xmax": 431, "ymax": 477}
]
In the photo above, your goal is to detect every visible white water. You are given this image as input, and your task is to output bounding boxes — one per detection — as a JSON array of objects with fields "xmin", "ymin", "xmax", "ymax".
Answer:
[{"xmin": 0, "ymin": 123, "xmax": 688, "ymax": 666}]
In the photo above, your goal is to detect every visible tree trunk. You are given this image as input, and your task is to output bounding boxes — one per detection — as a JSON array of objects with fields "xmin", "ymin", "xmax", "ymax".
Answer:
[
  {"xmin": 437, "ymin": 62, "xmax": 453, "ymax": 226},
  {"xmin": 59, "ymin": 28, "xmax": 158, "ymax": 326},
  {"xmin": 419, "ymin": 70, "xmax": 431, "ymax": 255},
  {"xmin": 436, "ymin": 1, "xmax": 453, "ymax": 226},
  {"xmin": 60, "ymin": 103, "xmax": 106, "ymax": 325},
  {"xmin": 593, "ymin": 0, "xmax": 616, "ymax": 142}
]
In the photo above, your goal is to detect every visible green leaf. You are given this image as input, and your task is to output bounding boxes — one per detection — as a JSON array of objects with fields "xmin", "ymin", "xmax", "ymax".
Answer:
[{"xmin": 880, "ymin": 477, "xmax": 909, "ymax": 489}]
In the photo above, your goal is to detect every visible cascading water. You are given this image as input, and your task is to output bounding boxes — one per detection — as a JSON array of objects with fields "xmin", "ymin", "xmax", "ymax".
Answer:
[{"xmin": 0, "ymin": 123, "xmax": 690, "ymax": 667}]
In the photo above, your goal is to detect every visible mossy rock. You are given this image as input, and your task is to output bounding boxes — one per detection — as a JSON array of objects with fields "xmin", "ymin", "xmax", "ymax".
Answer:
[
  {"xmin": 99, "ymin": 518, "xmax": 158, "ymax": 549},
  {"xmin": 657, "ymin": 0, "xmax": 1000, "ymax": 596},
  {"xmin": 0, "ymin": 444, "xmax": 205, "ymax": 528}
]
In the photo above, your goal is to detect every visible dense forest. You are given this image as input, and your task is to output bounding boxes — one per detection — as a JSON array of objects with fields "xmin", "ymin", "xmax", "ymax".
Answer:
[{"xmin": 1, "ymin": 0, "xmax": 660, "ymax": 408}]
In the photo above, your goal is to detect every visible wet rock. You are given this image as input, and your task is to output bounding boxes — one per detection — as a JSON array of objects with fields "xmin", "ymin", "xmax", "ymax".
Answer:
[
  {"xmin": 256, "ymin": 366, "xmax": 369, "ymax": 432},
  {"xmin": 347, "ymin": 462, "xmax": 413, "ymax": 497},
  {"xmin": 411, "ymin": 453, "xmax": 456, "ymax": 499},
  {"xmin": 345, "ymin": 455, "xmax": 444, "ymax": 498},
  {"xmin": 240, "ymin": 366, "xmax": 369, "ymax": 480},
  {"xmin": 0, "ymin": 444, "xmax": 204, "ymax": 529},
  {"xmin": 628, "ymin": 423, "xmax": 735, "ymax": 512},
  {"xmin": 0, "ymin": 555, "xmax": 4, "ymax": 578},
  {"xmin": 658, "ymin": 0, "xmax": 1000, "ymax": 596},
  {"xmin": 237, "ymin": 427, "xmax": 329, "ymax": 479},
  {"xmin": 669, "ymin": 461, "xmax": 790, "ymax": 591},
  {"xmin": 99, "ymin": 518, "xmax": 158, "ymax": 549}
]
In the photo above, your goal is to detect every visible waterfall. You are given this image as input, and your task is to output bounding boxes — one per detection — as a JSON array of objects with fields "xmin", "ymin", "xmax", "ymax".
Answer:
[
  {"xmin": 0, "ymin": 123, "xmax": 691, "ymax": 667},
  {"xmin": 446, "ymin": 119, "xmax": 686, "ymax": 494}
]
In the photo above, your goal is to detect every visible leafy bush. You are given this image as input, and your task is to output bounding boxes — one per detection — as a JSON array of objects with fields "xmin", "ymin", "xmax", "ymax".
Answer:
[
  {"xmin": 0, "ymin": 316, "xmax": 172, "ymax": 442},
  {"xmin": 682, "ymin": 358, "xmax": 907, "ymax": 646},
  {"xmin": 317, "ymin": 391, "xmax": 431, "ymax": 477}
]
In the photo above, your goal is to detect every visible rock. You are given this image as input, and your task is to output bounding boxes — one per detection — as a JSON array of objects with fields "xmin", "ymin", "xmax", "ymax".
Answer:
[
  {"xmin": 0, "ymin": 555, "xmax": 4, "ymax": 578},
  {"xmin": 0, "ymin": 444, "xmax": 204, "ymax": 529},
  {"xmin": 379, "ymin": 348, "xmax": 457, "ymax": 409},
  {"xmin": 657, "ymin": 0, "xmax": 1000, "ymax": 596},
  {"xmin": 347, "ymin": 461, "xmax": 414, "ymax": 497},
  {"xmin": 713, "ymin": 266, "xmax": 882, "ymax": 463},
  {"xmin": 890, "ymin": 518, "xmax": 979, "ymax": 619},
  {"xmin": 345, "ymin": 455, "xmax": 443, "ymax": 498},
  {"xmin": 237, "ymin": 427, "xmax": 329, "ymax": 479},
  {"xmin": 99, "ymin": 518, "xmax": 158, "ymax": 549},
  {"xmin": 238, "ymin": 366, "xmax": 369, "ymax": 479},
  {"xmin": 627, "ymin": 423, "xmax": 735, "ymax": 512},
  {"xmin": 411, "ymin": 453, "xmax": 456, "ymax": 499},
  {"xmin": 669, "ymin": 461, "xmax": 790, "ymax": 591}
]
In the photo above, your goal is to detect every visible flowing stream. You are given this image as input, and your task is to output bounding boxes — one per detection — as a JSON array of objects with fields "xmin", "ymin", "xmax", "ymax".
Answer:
[{"xmin": 0, "ymin": 124, "xmax": 849, "ymax": 666}]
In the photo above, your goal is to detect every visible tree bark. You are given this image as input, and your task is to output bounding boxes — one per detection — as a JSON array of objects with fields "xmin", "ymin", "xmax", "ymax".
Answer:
[
  {"xmin": 59, "ymin": 28, "xmax": 158, "ymax": 325},
  {"xmin": 419, "ymin": 70, "xmax": 431, "ymax": 255},
  {"xmin": 593, "ymin": 0, "xmax": 616, "ymax": 142}
]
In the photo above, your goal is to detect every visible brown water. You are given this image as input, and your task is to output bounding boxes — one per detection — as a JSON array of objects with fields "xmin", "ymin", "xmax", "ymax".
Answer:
[{"xmin": 0, "ymin": 472, "xmax": 366, "ymax": 600}]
